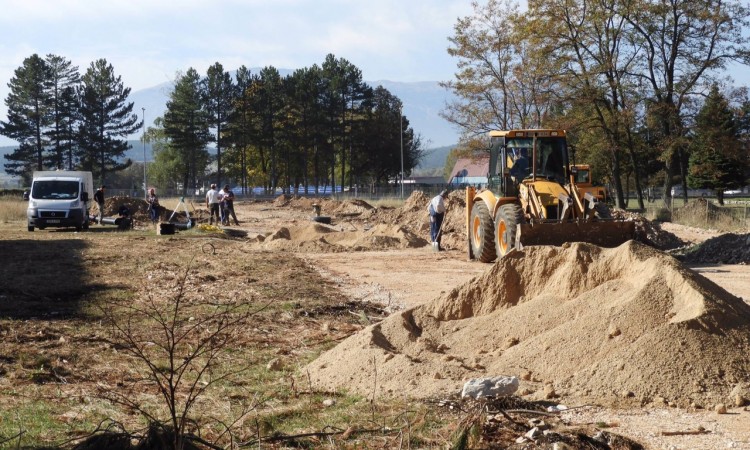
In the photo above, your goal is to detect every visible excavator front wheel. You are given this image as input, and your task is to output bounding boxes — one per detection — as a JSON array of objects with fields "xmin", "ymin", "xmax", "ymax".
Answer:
[
  {"xmin": 494, "ymin": 204, "xmax": 524, "ymax": 257},
  {"xmin": 469, "ymin": 201, "xmax": 496, "ymax": 262}
]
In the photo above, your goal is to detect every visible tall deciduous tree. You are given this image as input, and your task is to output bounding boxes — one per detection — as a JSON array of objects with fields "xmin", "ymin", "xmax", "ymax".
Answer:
[
  {"xmin": 526, "ymin": 0, "xmax": 643, "ymax": 209},
  {"xmin": 163, "ymin": 68, "xmax": 212, "ymax": 195},
  {"xmin": 626, "ymin": 0, "xmax": 750, "ymax": 204},
  {"xmin": 1, "ymin": 54, "xmax": 52, "ymax": 181},
  {"xmin": 442, "ymin": 0, "xmax": 554, "ymax": 139},
  {"xmin": 688, "ymin": 85, "xmax": 746, "ymax": 204},
  {"xmin": 77, "ymin": 59, "xmax": 141, "ymax": 185}
]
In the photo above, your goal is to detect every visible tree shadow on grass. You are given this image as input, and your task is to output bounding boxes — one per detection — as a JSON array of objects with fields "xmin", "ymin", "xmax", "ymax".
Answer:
[{"xmin": 0, "ymin": 239, "xmax": 110, "ymax": 319}]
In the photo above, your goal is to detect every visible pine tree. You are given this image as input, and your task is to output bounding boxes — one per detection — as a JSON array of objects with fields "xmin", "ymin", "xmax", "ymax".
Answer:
[
  {"xmin": 77, "ymin": 58, "xmax": 141, "ymax": 185},
  {"xmin": 203, "ymin": 62, "xmax": 234, "ymax": 186},
  {"xmin": 223, "ymin": 65, "xmax": 259, "ymax": 192},
  {"xmin": 45, "ymin": 54, "xmax": 81, "ymax": 170},
  {"xmin": 0, "ymin": 54, "xmax": 52, "ymax": 181},
  {"xmin": 163, "ymin": 68, "xmax": 212, "ymax": 195}
]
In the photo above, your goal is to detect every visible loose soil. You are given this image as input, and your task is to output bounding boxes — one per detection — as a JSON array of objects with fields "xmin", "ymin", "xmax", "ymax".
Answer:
[
  {"xmin": 305, "ymin": 242, "xmax": 750, "ymax": 408},
  {"xmin": 3, "ymin": 191, "xmax": 750, "ymax": 449}
]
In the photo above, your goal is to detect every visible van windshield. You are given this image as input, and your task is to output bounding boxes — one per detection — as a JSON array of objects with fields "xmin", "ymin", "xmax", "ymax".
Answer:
[{"xmin": 32, "ymin": 180, "xmax": 79, "ymax": 200}]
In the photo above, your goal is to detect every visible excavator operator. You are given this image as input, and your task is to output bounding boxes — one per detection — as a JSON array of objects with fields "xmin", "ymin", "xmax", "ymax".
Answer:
[{"xmin": 509, "ymin": 147, "xmax": 530, "ymax": 182}]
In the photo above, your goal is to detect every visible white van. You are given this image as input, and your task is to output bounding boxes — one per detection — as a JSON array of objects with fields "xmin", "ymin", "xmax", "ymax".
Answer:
[{"xmin": 24, "ymin": 171, "xmax": 94, "ymax": 232}]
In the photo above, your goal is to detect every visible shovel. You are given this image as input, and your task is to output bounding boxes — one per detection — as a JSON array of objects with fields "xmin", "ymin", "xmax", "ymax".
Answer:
[{"xmin": 432, "ymin": 212, "xmax": 446, "ymax": 252}]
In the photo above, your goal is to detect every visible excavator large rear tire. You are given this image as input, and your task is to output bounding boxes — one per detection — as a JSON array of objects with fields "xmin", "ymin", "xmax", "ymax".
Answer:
[
  {"xmin": 494, "ymin": 203, "xmax": 524, "ymax": 257},
  {"xmin": 469, "ymin": 201, "xmax": 496, "ymax": 262}
]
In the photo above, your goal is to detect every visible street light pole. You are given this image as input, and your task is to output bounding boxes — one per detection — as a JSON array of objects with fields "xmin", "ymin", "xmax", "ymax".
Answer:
[
  {"xmin": 400, "ymin": 106, "xmax": 404, "ymax": 199},
  {"xmin": 142, "ymin": 107, "xmax": 147, "ymax": 199}
]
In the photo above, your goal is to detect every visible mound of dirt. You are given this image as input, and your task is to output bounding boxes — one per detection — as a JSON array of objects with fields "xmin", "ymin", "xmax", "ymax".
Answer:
[
  {"xmin": 261, "ymin": 222, "xmax": 429, "ymax": 252},
  {"xmin": 369, "ymin": 190, "xmax": 465, "ymax": 250},
  {"xmin": 610, "ymin": 209, "xmax": 686, "ymax": 250},
  {"xmin": 102, "ymin": 196, "xmax": 150, "ymax": 218},
  {"xmin": 677, "ymin": 197, "xmax": 722, "ymax": 216},
  {"xmin": 679, "ymin": 233, "xmax": 750, "ymax": 264},
  {"xmin": 305, "ymin": 241, "xmax": 750, "ymax": 406},
  {"xmin": 330, "ymin": 199, "xmax": 375, "ymax": 217}
]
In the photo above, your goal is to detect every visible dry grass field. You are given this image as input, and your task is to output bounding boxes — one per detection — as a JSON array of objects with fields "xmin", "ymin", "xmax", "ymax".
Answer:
[{"xmin": 0, "ymin": 194, "xmax": 749, "ymax": 449}]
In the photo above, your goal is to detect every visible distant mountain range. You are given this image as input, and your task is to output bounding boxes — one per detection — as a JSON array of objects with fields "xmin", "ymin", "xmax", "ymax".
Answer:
[{"xmin": 1, "ymin": 70, "xmax": 460, "ymax": 177}]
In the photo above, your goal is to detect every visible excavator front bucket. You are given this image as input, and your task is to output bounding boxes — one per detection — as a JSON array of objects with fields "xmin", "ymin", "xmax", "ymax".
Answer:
[{"xmin": 516, "ymin": 220, "xmax": 636, "ymax": 249}]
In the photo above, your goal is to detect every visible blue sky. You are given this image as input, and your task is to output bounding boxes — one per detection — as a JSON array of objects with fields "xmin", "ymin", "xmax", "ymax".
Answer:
[
  {"xmin": 0, "ymin": 0, "xmax": 472, "ymax": 92},
  {"xmin": 1, "ymin": 0, "xmax": 749, "ymax": 147},
  {"xmin": 0, "ymin": 0, "xmax": 476, "ymax": 145}
]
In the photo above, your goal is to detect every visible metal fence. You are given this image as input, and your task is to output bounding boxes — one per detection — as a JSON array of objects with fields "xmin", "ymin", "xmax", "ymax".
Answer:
[
  {"xmin": 672, "ymin": 199, "xmax": 750, "ymax": 231},
  {"xmin": 105, "ymin": 185, "xmax": 452, "ymax": 203}
]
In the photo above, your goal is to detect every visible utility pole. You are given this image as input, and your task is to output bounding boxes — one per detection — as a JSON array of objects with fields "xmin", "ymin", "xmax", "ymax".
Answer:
[
  {"xmin": 142, "ymin": 107, "xmax": 147, "ymax": 199},
  {"xmin": 400, "ymin": 106, "xmax": 404, "ymax": 199}
]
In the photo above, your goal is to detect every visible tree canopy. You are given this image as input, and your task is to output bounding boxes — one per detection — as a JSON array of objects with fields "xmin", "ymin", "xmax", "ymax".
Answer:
[
  {"xmin": 443, "ymin": 0, "xmax": 750, "ymax": 205},
  {"xmin": 149, "ymin": 54, "xmax": 423, "ymax": 195},
  {"xmin": 1, "ymin": 54, "xmax": 140, "ymax": 186}
]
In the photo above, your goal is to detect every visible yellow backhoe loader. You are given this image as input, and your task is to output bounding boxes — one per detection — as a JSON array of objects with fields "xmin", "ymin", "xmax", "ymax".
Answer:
[
  {"xmin": 466, "ymin": 129, "xmax": 635, "ymax": 262},
  {"xmin": 571, "ymin": 164, "xmax": 609, "ymax": 203}
]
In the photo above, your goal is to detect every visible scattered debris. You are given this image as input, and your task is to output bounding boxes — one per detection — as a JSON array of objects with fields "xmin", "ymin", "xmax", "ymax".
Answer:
[{"xmin": 678, "ymin": 233, "xmax": 750, "ymax": 264}]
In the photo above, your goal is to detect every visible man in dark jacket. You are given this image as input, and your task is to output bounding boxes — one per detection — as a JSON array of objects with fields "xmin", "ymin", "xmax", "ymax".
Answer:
[
  {"xmin": 94, "ymin": 185, "xmax": 106, "ymax": 225},
  {"xmin": 221, "ymin": 185, "xmax": 240, "ymax": 226}
]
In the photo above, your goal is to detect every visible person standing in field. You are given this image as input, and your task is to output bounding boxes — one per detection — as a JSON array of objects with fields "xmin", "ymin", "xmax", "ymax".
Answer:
[
  {"xmin": 221, "ymin": 185, "xmax": 240, "ymax": 226},
  {"xmin": 205, "ymin": 183, "xmax": 221, "ymax": 225},
  {"xmin": 147, "ymin": 188, "xmax": 161, "ymax": 223},
  {"xmin": 94, "ymin": 185, "xmax": 106, "ymax": 225}
]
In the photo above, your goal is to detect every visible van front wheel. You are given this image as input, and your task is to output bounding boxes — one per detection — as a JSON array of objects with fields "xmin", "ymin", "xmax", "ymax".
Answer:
[{"xmin": 27, "ymin": 226, "xmax": 34, "ymax": 232}]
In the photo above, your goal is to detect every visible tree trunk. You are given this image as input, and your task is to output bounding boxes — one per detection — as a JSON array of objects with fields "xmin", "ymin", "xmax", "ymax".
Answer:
[
  {"xmin": 611, "ymin": 150, "xmax": 626, "ymax": 209},
  {"xmin": 679, "ymin": 148, "xmax": 689, "ymax": 204},
  {"xmin": 625, "ymin": 145, "xmax": 645, "ymax": 210}
]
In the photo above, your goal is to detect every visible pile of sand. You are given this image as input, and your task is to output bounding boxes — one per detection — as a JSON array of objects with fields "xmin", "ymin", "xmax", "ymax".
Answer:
[
  {"xmin": 676, "ymin": 198, "xmax": 722, "ymax": 217},
  {"xmin": 305, "ymin": 241, "xmax": 750, "ymax": 406},
  {"xmin": 368, "ymin": 191, "xmax": 466, "ymax": 250},
  {"xmin": 101, "ymin": 196, "xmax": 207, "ymax": 227},
  {"xmin": 373, "ymin": 190, "xmax": 682, "ymax": 252},
  {"xmin": 259, "ymin": 222, "xmax": 429, "ymax": 252},
  {"xmin": 262, "ymin": 190, "xmax": 686, "ymax": 254}
]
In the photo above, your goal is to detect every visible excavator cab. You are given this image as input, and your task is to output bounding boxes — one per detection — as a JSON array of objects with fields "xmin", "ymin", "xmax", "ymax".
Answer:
[{"xmin": 466, "ymin": 129, "xmax": 635, "ymax": 262}]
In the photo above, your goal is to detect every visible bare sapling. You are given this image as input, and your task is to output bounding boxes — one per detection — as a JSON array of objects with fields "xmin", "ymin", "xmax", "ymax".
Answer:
[{"xmin": 95, "ymin": 257, "xmax": 271, "ymax": 450}]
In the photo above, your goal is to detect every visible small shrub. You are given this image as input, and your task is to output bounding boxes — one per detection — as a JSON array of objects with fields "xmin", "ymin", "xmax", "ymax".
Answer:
[{"xmin": 646, "ymin": 208, "xmax": 672, "ymax": 222}]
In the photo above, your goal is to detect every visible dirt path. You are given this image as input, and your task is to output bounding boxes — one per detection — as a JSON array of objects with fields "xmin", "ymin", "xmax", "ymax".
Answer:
[{"xmin": 302, "ymin": 248, "xmax": 486, "ymax": 309}]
